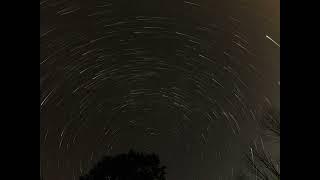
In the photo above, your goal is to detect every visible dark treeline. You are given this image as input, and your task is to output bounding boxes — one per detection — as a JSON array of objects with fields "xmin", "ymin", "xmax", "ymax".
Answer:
[{"xmin": 80, "ymin": 150, "xmax": 166, "ymax": 180}]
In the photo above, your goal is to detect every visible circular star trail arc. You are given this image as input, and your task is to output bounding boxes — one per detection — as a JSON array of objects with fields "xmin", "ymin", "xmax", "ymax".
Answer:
[{"xmin": 40, "ymin": 0, "xmax": 279, "ymax": 180}]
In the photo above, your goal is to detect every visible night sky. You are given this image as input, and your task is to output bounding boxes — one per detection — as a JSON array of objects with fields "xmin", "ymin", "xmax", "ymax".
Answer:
[{"xmin": 40, "ymin": 0, "xmax": 279, "ymax": 180}]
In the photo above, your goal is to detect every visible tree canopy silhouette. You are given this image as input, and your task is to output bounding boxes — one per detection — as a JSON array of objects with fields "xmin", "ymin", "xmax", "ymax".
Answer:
[{"xmin": 80, "ymin": 150, "xmax": 166, "ymax": 180}]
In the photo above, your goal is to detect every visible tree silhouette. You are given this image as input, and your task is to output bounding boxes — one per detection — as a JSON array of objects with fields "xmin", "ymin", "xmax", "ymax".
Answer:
[
  {"xmin": 259, "ymin": 107, "xmax": 280, "ymax": 141},
  {"xmin": 80, "ymin": 150, "xmax": 167, "ymax": 180},
  {"xmin": 244, "ymin": 107, "xmax": 280, "ymax": 180},
  {"xmin": 245, "ymin": 145, "xmax": 280, "ymax": 180}
]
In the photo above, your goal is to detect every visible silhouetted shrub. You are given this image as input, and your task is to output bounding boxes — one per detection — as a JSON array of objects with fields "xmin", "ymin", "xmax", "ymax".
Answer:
[{"xmin": 80, "ymin": 150, "xmax": 166, "ymax": 180}]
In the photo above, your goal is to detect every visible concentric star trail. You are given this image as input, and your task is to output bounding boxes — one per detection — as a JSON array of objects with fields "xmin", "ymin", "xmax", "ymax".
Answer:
[{"xmin": 40, "ymin": 0, "xmax": 279, "ymax": 180}]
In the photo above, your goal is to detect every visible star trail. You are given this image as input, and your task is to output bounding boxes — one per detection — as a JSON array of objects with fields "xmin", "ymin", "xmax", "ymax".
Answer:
[{"xmin": 40, "ymin": 0, "xmax": 279, "ymax": 180}]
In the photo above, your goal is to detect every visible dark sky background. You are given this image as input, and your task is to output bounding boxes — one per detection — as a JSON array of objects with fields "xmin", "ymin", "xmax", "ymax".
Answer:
[{"xmin": 40, "ymin": 0, "xmax": 279, "ymax": 180}]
